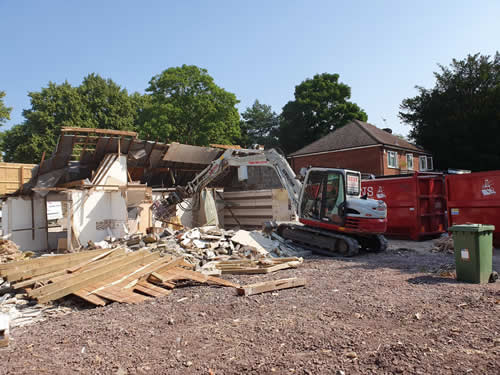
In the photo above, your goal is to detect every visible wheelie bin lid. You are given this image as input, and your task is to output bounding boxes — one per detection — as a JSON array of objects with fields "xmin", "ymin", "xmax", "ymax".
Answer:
[{"xmin": 449, "ymin": 224, "xmax": 495, "ymax": 232}]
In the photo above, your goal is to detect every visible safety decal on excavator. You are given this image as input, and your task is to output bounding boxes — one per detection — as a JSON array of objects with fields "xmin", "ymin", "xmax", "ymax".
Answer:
[
  {"xmin": 376, "ymin": 186, "xmax": 386, "ymax": 199},
  {"xmin": 361, "ymin": 186, "xmax": 386, "ymax": 200},
  {"xmin": 481, "ymin": 179, "xmax": 496, "ymax": 196},
  {"xmin": 451, "ymin": 208, "xmax": 459, "ymax": 215}
]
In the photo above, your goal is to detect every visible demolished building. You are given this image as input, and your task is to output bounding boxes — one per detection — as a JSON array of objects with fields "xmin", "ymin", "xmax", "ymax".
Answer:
[{"xmin": 1, "ymin": 128, "xmax": 292, "ymax": 251}]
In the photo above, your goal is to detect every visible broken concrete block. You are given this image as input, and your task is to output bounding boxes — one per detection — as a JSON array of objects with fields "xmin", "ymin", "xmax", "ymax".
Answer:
[
  {"xmin": 143, "ymin": 234, "xmax": 158, "ymax": 244},
  {"xmin": 231, "ymin": 230, "xmax": 277, "ymax": 256}
]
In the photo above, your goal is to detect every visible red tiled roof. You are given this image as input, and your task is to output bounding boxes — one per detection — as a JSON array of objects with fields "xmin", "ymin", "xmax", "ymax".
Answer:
[{"xmin": 289, "ymin": 120, "xmax": 428, "ymax": 156}]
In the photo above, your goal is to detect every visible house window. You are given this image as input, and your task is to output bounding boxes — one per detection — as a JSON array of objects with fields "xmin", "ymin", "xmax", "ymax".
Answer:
[
  {"xmin": 419, "ymin": 156, "xmax": 433, "ymax": 171},
  {"xmin": 406, "ymin": 154, "xmax": 413, "ymax": 170},
  {"xmin": 387, "ymin": 151, "xmax": 398, "ymax": 168},
  {"xmin": 427, "ymin": 156, "xmax": 433, "ymax": 170}
]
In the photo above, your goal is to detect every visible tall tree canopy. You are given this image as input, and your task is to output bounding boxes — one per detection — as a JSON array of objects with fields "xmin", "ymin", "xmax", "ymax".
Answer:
[
  {"xmin": 400, "ymin": 52, "xmax": 500, "ymax": 171},
  {"xmin": 0, "ymin": 91, "xmax": 12, "ymax": 126},
  {"xmin": 1, "ymin": 74, "xmax": 141, "ymax": 163},
  {"xmin": 278, "ymin": 73, "xmax": 367, "ymax": 154},
  {"xmin": 239, "ymin": 99, "xmax": 279, "ymax": 148},
  {"xmin": 139, "ymin": 65, "xmax": 241, "ymax": 145}
]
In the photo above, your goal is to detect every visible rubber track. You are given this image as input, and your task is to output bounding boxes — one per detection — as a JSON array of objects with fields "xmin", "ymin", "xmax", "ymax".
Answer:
[
  {"xmin": 278, "ymin": 224, "xmax": 360, "ymax": 257},
  {"xmin": 374, "ymin": 234, "xmax": 388, "ymax": 253}
]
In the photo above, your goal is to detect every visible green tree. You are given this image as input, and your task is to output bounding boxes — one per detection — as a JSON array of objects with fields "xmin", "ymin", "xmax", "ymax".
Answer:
[
  {"xmin": 400, "ymin": 52, "xmax": 500, "ymax": 171},
  {"xmin": 278, "ymin": 73, "xmax": 367, "ymax": 154},
  {"xmin": 1, "ymin": 75, "xmax": 142, "ymax": 163},
  {"xmin": 77, "ymin": 73, "xmax": 138, "ymax": 131},
  {"xmin": 239, "ymin": 99, "xmax": 279, "ymax": 148},
  {"xmin": 0, "ymin": 91, "xmax": 12, "ymax": 126},
  {"xmin": 140, "ymin": 65, "xmax": 241, "ymax": 145}
]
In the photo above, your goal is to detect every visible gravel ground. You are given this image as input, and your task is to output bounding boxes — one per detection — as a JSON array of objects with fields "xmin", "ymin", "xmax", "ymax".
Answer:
[{"xmin": 1, "ymin": 240, "xmax": 499, "ymax": 375}]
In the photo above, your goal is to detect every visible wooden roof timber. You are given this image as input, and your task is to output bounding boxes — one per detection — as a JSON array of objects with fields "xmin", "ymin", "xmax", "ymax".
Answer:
[{"xmin": 62, "ymin": 127, "xmax": 138, "ymax": 138}]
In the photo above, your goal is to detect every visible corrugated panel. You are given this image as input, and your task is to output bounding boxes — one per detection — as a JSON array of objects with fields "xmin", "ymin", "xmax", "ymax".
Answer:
[{"xmin": 222, "ymin": 189, "xmax": 292, "ymax": 230}]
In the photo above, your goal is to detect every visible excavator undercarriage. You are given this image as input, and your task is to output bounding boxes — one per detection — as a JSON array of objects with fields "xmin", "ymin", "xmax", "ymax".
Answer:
[{"xmin": 268, "ymin": 222, "xmax": 387, "ymax": 257}]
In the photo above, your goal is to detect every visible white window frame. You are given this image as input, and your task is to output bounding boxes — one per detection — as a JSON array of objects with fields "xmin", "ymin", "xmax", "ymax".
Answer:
[
  {"xmin": 419, "ymin": 156, "xmax": 433, "ymax": 171},
  {"xmin": 426, "ymin": 156, "xmax": 433, "ymax": 170},
  {"xmin": 387, "ymin": 151, "xmax": 398, "ymax": 168},
  {"xmin": 406, "ymin": 154, "xmax": 413, "ymax": 170}
]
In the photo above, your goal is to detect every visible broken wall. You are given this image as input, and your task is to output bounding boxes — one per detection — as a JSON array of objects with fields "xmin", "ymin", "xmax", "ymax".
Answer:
[
  {"xmin": 93, "ymin": 154, "xmax": 128, "ymax": 186},
  {"xmin": 71, "ymin": 190, "xmax": 128, "ymax": 245}
]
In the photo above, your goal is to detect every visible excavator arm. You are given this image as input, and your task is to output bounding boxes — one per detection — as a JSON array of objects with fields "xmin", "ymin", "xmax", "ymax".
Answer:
[{"xmin": 158, "ymin": 148, "xmax": 302, "ymax": 219}]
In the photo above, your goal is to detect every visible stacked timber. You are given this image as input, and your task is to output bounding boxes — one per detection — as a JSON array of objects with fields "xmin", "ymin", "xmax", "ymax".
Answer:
[{"xmin": 0, "ymin": 248, "xmax": 237, "ymax": 306}]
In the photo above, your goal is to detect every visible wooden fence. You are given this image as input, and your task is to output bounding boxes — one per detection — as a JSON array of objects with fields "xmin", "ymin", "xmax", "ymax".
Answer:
[{"xmin": 0, "ymin": 162, "xmax": 36, "ymax": 195}]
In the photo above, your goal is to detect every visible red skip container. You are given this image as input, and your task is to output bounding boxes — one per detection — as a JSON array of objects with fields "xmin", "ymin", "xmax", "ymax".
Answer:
[
  {"xmin": 446, "ymin": 170, "xmax": 500, "ymax": 247},
  {"xmin": 362, "ymin": 173, "xmax": 447, "ymax": 240}
]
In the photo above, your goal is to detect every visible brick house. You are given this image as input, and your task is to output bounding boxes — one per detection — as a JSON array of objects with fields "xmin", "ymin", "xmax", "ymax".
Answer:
[{"xmin": 288, "ymin": 120, "xmax": 433, "ymax": 176}]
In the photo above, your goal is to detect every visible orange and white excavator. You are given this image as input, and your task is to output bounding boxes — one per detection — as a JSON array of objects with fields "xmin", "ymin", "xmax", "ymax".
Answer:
[{"xmin": 155, "ymin": 148, "xmax": 388, "ymax": 256}]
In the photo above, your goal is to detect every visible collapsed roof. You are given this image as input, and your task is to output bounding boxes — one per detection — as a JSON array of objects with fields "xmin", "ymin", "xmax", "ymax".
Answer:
[{"xmin": 13, "ymin": 127, "xmax": 226, "ymax": 196}]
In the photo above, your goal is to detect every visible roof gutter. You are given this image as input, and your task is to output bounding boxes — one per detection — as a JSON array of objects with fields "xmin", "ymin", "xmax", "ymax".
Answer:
[
  {"xmin": 382, "ymin": 144, "xmax": 431, "ymax": 155},
  {"xmin": 288, "ymin": 144, "xmax": 382, "ymax": 158}
]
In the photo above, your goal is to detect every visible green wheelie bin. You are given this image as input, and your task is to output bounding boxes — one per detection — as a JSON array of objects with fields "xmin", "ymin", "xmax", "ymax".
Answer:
[{"xmin": 448, "ymin": 224, "xmax": 495, "ymax": 284}]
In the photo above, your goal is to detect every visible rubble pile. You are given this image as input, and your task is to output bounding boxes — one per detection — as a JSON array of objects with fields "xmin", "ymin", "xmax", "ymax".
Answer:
[
  {"xmin": 0, "ymin": 240, "xmax": 32, "ymax": 263},
  {"xmin": 87, "ymin": 225, "xmax": 311, "ymax": 270},
  {"xmin": 432, "ymin": 235, "xmax": 454, "ymax": 254}
]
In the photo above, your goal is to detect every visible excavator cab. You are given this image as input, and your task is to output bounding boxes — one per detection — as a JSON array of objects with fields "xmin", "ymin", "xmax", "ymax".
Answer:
[{"xmin": 300, "ymin": 169, "xmax": 348, "ymax": 225}]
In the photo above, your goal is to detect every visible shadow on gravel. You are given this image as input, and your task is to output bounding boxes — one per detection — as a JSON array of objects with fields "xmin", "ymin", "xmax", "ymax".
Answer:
[
  {"xmin": 329, "ymin": 251, "xmax": 454, "ymax": 275},
  {"xmin": 407, "ymin": 275, "xmax": 459, "ymax": 285}
]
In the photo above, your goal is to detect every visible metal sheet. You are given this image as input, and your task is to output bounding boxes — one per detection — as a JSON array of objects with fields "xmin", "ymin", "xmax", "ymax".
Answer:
[{"xmin": 162, "ymin": 143, "xmax": 221, "ymax": 165}]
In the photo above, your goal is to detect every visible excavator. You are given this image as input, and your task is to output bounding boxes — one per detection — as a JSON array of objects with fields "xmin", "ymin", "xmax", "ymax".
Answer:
[{"xmin": 156, "ymin": 148, "xmax": 388, "ymax": 256}]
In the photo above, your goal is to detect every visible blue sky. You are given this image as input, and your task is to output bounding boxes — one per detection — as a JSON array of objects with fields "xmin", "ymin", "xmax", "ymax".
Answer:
[{"xmin": 1, "ymin": 1, "xmax": 499, "ymax": 136}]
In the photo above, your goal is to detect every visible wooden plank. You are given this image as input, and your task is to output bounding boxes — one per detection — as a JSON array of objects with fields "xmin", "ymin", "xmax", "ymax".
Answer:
[
  {"xmin": 57, "ymin": 179, "xmax": 89, "ymax": 188},
  {"xmin": 0, "ymin": 248, "xmax": 109, "ymax": 272},
  {"xmin": 61, "ymin": 127, "xmax": 138, "ymax": 138},
  {"xmin": 147, "ymin": 273, "xmax": 176, "ymax": 289},
  {"xmin": 114, "ymin": 256, "xmax": 170, "ymax": 289},
  {"xmin": 34, "ymin": 250, "xmax": 156, "ymax": 303},
  {"xmin": 237, "ymin": 278, "xmax": 306, "ymax": 296},
  {"xmin": 93, "ymin": 285, "xmax": 148, "ymax": 304},
  {"xmin": 134, "ymin": 281, "xmax": 172, "ymax": 297},
  {"xmin": 154, "ymin": 257, "xmax": 191, "ymax": 274},
  {"xmin": 28, "ymin": 251, "xmax": 137, "ymax": 298},
  {"xmin": 72, "ymin": 255, "xmax": 166, "ymax": 299},
  {"xmin": 48, "ymin": 250, "xmax": 128, "ymax": 284},
  {"xmin": 2, "ymin": 250, "xmax": 112, "ymax": 281},
  {"xmin": 156, "ymin": 267, "xmax": 239, "ymax": 288},
  {"xmin": 11, "ymin": 269, "xmax": 68, "ymax": 289},
  {"xmin": 224, "ymin": 217, "xmax": 272, "ymax": 226},
  {"xmin": 75, "ymin": 292, "xmax": 108, "ymax": 306},
  {"xmin": 219, "ymin": 262, "xmax": 295, "ymax": 275},
  {"xmin": 67, "ymin": 248, "xmax": 123, "ymax": 273},
  {"xmin": 223, "ymin": 190, "xmax": 273, "ymax": 199}
]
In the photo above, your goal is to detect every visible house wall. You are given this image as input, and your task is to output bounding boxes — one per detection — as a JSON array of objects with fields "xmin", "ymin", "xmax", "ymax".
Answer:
[
  {"xmin": 290, "ymin": 146, "xmax": 433, "ymax": 177},
  {"xmin": 382, "ymin": 148, "xmax": 431, "ymax": 176},
  {"xmin": 71, "ymin": 190, "xmax": 128, "ymax": 245},
  {"xmin": 289, "ymin": 146, "xmax": 384, "ymax": 176},
  {"xmin": 2, "ymin": 196, "xmax": 48, "ymax": 251}
]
